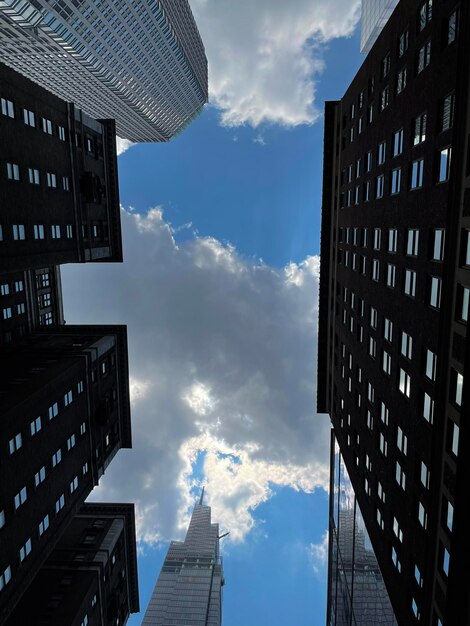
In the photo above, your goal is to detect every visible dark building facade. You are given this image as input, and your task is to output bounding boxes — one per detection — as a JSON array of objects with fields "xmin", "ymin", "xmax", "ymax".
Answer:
[
  {"xmin": 0, "ymin": 61, "xmax": 122, "ymax": 272},
  {"xmin": 0, "ymin": 325, "xmax": 131, "ymax": 624},
  {"xmin": 0, "ymin": 265, "xmax": 64, "ymax": 346},
  {"xmin": 318, "ymin": 0, "xmax": 470, "ymax": 624},
  {"xmin": 327, "ymin": 430, "xmax": 397, "ymax": 626},
  {"xmin": 5, "ymin": 503, "xmax": 139, "ymax": 626}
]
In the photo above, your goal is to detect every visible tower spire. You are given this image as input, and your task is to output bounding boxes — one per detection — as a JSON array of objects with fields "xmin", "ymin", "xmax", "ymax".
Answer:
[{"xmin": 199, "ymin": 486, "xmax": 205, "ymax": 506}]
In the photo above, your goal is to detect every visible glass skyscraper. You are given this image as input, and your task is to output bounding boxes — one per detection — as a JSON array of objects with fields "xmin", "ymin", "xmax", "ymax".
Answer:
[
  {"xmin": 0, "ymin": 0, "xmax": 208, "ymax": 141},
  {"xmin": 142, "ymin": 490, "xmax": 224, "ymax": 626},
  {"xmin": 327, "ymin": 432, "xmax": 397, "ymax": 626},
  {"xmin": 360, "ymin": 0, "xmax": 399, "ymax": 53}
]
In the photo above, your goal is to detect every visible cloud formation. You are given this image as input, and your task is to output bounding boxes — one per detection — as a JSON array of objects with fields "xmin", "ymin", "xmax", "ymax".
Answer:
[
  {"xmin": 191, "ymin": 0, "xmax": 361, "ymax": 127},
  {"xmin": 116, "ymin": 136, "xmax": 135, "ymax": 156},
  {"xmin": 61, "ymin": 208, "xmax": 329, "ymax": 544},
  {"xmin": 308, "ymin": 531, "xmax": 329, "ymax": 575}
]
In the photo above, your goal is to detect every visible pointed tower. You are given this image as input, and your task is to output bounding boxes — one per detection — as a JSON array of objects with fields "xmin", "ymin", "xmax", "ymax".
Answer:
[{"xmin": 142, "ymin": 491, "xmax": 224, "ymax": 625}]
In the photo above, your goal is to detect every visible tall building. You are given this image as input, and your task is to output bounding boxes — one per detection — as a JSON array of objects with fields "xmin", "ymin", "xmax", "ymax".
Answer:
[
  {"xmin": 0, "ymin": 325, "xmax": 132, "ymax": 623},
  {"xmin": 0, "ymin": 61, "xmax": 122, "ymax": 272},
  {"xmin": 0, "ymin": 0, "xmax": 208, "ymax": 142},
  {"xmin": 5, "ymin": 503, "xmax": 140, "ymax": 626},
  {"xmin": 142, "ymin": 490, "xmax": 224, "ymax": 626},
  {"xmin": 361, "ymin": 0, "xmax": 399, "ymax": 53},
  {"xmin": 327, "ymin": 431, "xmax": 397, "ymax": 626},
  {"xmin": 318, "ymin": 0, "xmax": 469, "ymax": 624}
]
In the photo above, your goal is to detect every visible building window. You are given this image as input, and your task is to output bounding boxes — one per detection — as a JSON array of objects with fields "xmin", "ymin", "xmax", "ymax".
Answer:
[
  {"xmin": 446, "ymin": 501, "xmax": 454, "ymax": 532},
  {"xmin": 406, "ymin": 229, "xmax": 419, "ymax": 256},
  {"xmin": 48, "ymin": 402, "xmax": 59, "ymax": 420},
  {"xmin": 3, "ymin": 307, "xmax": 12, "ymax": 320},
  {"xmin": 1, "ymin": 97, "xmax": 14, "ymax": 118},
  {"xmin": 404, "ymin": 270, "xmax": 417, "ymax": 297},
  {"xmin": 442, "ymin": 547, "xmax": 450, "ymax": 577},
  {"xmin": 413, "ymin": 112, "xmax": 427, "ymax": 145},
  {"xmin": 393, "ymin": 129, "xmax": 403, "ymax": 156},
  {"xmin": 364, "ymin": 180, "xmax": 371, "ymax": 202},
  {"xmin": 77, "ymin": 380, "xmax": 84, "ymax": 394},
  {"xmin": 58, "ymin": 125, "xmax": 66, "ymax": 141},
  {"xmin": 380, "ymin": 86, "xmax": 389, "ymax": 111},
  {"xmin": 451, "ymin": 369, "xmax": 463, "ymax": 406},
  {"xmin": 7, "ymin": 162, "xmax": 20, "ymax": 181},
  {"xmin": 64, "ymin": 390, "xmax": 73, "ymax": 406},
  {"xmin": 447, "ymin": 10, "xmax": 459, "ymax": 45},
  {"xmin": 62, "ymin": 176, "xmax": 70, "ymax": 191},
  {"xmin": 432, "ymin": 229, "xmax": 445, "ymax": 261},
  {"xmin": 358, "ymin": 117, "xmax": 363, "ymax": 134},
  {"xmin": 67, "ymin": 434, "xmax": 76, "ymax": 450},
  {"xmin": 366, "ymin": 150, "xmax": 373, "ymax": 172},
  {"xmin": 383, "ymin": 351, "xmax": 392, "ymax": 375},
  {"xmin": 55, "ymin": 494, "xmax": 65, "ymax": 513},
  {"xmin": 42, "ymin": 118, "xmax": 53, "ymax": 134},
  {"xmin": 392, "ymin": 547, "xmax": 401, "ymax": 572},
  {"xmin": 425, "ymin": 349, "xmax": 437, "ymax": 381},
  {"xmin": 379, "ymin": 432, "xmax": 388, "ymax": 457},
  {"xmin": 23, "ymin": 108, "xmax": 35, "ymax": 126},
  {"xmin": 401, "ymin": 332, "xmax": 413, "ymax": 359},
  {"xmin": 377, "ymin": 508, "xmax": 385, "ymax": 529},
  {"xmin": 66, "ymin": 224, "xmax": 73, "ymax": 239},
  {"xmin": 417, "ymin": 40, "xmax": 431, "ymax": 74},
  {"xmin": 39, "ymin": 514, "xmax": 50, "ymax": 536},
  {"xmin": 398, "ymin": 29, "xmax": 409, "ymax": 57},
  {"xmin": 429, "ymin": 276, "xmax": 442, "ymax": 308},
  {"xmin": 395, "ymin": 463, "xmax": 406, "ymax": 491},
  {"xmin": 370, "ymin": 306, "xmax": 378, "ymax": 329},
  {"xmin": 393, "ymin": 516, "xmax": 404, "ymax": 541},
  {"xmin": 372, "ymin": 259, "xmax": 380, "ymax": 282},
  {"xmin": 418, "ymin": 502, "xmax": 428, "ymax": 529},
  {"xmin": 9, "ymin": 433, "xmax": 22, "ymax": 455},
  {"xmin": 367, "ymin": 103, "xmax": 374, "ymax": 124},
  {"xmin": 423, "ymin": 392, "xmax": 434, "ymax": 423},
  {"xmin": 52, "ymin": 448, "xmax": 62, "ymax": 467},
  {"xmin": 386, "ymin": 264, "xmax": 396, "ymax": 288},
  {"xmin": 411, "ymin": 159, "xmax": 424, "ymax": 189},
  {"xmin": 418, "ymin": 0, "xmax": 433, "ymax": 32},
  {"xmin": 421, "ymin": 461, "xmax": 430, "ymax": 488},
  {"xmin": 51, "ymin": 225, "xmax": 61, "ymax": 239},
  {"xmin": 391, "ymin": 168, "xmax": 401, "ymax": 194},
  {"xmin": 28, "ymin": 168, "xmax": 40, "ymax": 185},
  {"xmin": 69, "ymin": 476, "xmax": 79, "ymax": 494},
  {"xmin": 373, "ymin": 228, "xmax": 381, "ymax": 250},
  {"xmin": 14, "ymin": 486, "xmax": 27, "ymax": 510},
  {"xmin": 376, "ymin": 175, "xmax": 384, "ymax": 198},
  {"xmin": 412, "ymin": 598, "xmax": 420, "ymax": 620},
  {"xmin": 19, "ymin": 538, "xmax": 32, "ymax": 562},
  {"xmin": 438, "ymin": 147, "xmax": 452, "ymax": 182},
  {"xmin": 441, "ymin": 93, "xmax": 455, "ymax": 131},
  {"xmin": 34, "ymin": 466, "xmax": 46, "ymax": 487},
  {"xmin": 457, "ymin": 285, "xmax": 469, "ymax": 323},
  {"xmin": 12, "ymin": 224, "xmax": 26, "ymax": 241},
  {"xmin": 396, "ymin": 67, "xmax": 407, "ymax": 94},
  {"xmin": 30, "ymin": 416, "xmax": 42, "ymax": 436},
  {"xmin": 378, "ymin": 141, "xmax": 386, "ymax": 165},
  {"xmin": 82, "ymin": 462, "xmax": 89, "ymax": 475},
  {"xmin": 80, "ymin": 422, "xmax": 86, "ymax": 435},
  {"xmin": 397, "ymin": 426, "xmax": 408, "ymax": 455},
  {"xmin": 399, "ymin": 369, "xmax": 411, "ymax": 397},
  {"xmin": 382, "ymin": 52, "xmax": 391, "ymax": 78},
  {"xmin": 46, "ymin": 172, "xmax": 57, "ymax": 188},
  {"xmin": 369, "ymin": 337, "xmax": 377, "ymax": 359}
]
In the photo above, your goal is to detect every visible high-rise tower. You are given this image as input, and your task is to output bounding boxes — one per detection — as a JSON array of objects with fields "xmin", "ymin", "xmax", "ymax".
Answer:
[
  {"xmin": 142, "ymin": 490, "xmax": 224, "ymax": 626},
  {"xmin": 0, "ymin": 0, "xmax": 208, "ymax": 142},
  {"xmin": 319, "ymin": 0, "xmax": 470, "ymax": 623},
  {"xmin": 361, "ymin": 0, "xmax": 399, "ymax": 54}
]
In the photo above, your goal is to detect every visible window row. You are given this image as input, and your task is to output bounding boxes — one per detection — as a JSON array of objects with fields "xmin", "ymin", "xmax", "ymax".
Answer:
[{"xmin": 4, "ymin": 162, "xmax": 71, "ymax": 190}]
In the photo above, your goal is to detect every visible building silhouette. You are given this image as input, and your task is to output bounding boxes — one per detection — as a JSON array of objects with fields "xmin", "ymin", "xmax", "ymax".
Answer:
[
  {"xmin": 0, "ymin": 0, "xmax": 208, "ymax": 142},
  {"xmin": 142, "ymin": 490, "xmax": 224, "ymax": 626},
  {"xmin": 318, "ymin": 0, "xmax": 470, "ymax": 623},
  {"xmin": 0, "ymin": 63, "xmax": 138, "ymax": 624},
  {"xmin": 5, "ymin": 503, "xmax": 139, "ymax": 626}
]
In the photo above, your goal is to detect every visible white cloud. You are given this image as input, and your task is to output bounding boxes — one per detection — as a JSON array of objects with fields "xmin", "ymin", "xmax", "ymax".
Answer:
[
  {"xmin": 308, "ymin": 531, "xmax": 329, "ymax": 574},
  {"xmin": 191, "ymin": 0, "xmax": 361, "ymax": 127},
  {"xmin": 116, "ymin": 136, "xmax": 135, "ymax": 156},
  {"xmin": 61, "ymin": 208, "xmax": 330, "ymax": 544}
]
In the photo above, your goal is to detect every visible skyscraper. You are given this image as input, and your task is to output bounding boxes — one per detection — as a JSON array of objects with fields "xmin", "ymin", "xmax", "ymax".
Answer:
[
  {"xmin": 0, "ymin": 0, "xmax": 208, "ymax": 142},
  {"xmin": 318, "ymin": 0, "xmax": 469, "ymax": 623},
  {"xmin": 361, "ymin": 0, "xmax": 399, "ymax": 53},
  {"xmin": 142, "ymin": 490, "xmax": 224, "ymax": 626}
]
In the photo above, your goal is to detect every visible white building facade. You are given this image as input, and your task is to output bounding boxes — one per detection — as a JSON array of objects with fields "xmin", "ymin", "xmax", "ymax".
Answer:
[
  {"xmin": 361, "ymin": 0, "xmax": 400, "ymax": 53},
  {"xmin": 142, "ymin": 492, "xmax": 224, "ymax": 626},
  {"xmin": 0, "ymin": 0, "xmax": 208, "ymax": 141}
]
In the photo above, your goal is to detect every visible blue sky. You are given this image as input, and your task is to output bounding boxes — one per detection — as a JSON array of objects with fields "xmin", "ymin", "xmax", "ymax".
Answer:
[{"xmin": 63, "ymin": 3, "xmax": 364, "ymax": 624}]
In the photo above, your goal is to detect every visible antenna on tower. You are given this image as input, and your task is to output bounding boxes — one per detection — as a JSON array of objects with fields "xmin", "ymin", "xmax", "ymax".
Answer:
[{"xmin": 199, "ymin": 486, "xmax": 205, "ymax": 506}]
